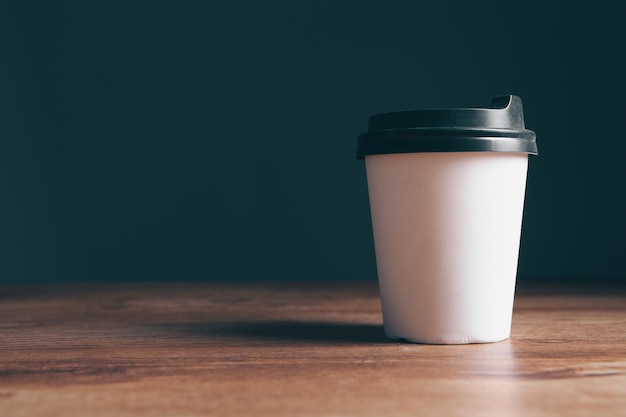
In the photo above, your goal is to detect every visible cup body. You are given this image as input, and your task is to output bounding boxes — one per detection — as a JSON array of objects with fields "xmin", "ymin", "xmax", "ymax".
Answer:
[{"xmin": 365, "ymin": 151, "xmax": 529, "ymax": 344}]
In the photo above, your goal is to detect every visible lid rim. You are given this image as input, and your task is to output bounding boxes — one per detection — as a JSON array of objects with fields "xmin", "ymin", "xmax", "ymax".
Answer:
[
  {"xmin": 360, "ymin": 149, "xmax": 538, "ymax": 158},
  {"xmin": 356, "ymin": 134, "xmax": 538, "ymax": 159},
  {"xmin": 359, "ymin": 128, "xmax": 536, "ymax": 139}
]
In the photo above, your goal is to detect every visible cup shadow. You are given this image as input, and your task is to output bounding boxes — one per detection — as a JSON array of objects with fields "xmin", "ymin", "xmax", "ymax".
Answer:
[{"xmin": 155, "ymin": 320, "xmax": 392, "ymax": 345}]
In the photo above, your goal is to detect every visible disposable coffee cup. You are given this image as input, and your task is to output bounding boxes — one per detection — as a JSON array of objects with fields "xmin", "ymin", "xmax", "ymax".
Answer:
[{"xmin": 357, "ymin": 95, "xmax": 538, "ymax": 344}]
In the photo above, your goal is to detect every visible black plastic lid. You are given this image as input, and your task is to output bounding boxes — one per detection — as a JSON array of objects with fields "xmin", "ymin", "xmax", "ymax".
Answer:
[{"xmin": 356, "ymin": 95, "xmax": 537, "ymax": 159}]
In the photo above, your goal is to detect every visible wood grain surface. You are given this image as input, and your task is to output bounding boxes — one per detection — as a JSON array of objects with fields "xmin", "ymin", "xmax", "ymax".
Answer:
[{"xmin": 1, "ymin": 281, "xmax": 625, "ymax": 417}]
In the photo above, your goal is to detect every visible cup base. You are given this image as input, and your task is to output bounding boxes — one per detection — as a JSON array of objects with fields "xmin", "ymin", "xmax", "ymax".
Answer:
[{"xmin": 384, "ymin": 329, "xmax": 511, "ymax": 345}]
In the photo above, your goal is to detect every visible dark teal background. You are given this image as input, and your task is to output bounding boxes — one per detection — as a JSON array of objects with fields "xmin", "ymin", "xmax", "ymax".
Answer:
[{"xmin": 1, "ymin": 1, "xmax": 624, "ymax": 283}]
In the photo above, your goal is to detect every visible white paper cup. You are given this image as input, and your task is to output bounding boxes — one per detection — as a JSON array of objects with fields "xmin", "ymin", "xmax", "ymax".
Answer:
[
  {"xmin": 356, "ymin": 95, "xmax": 537, "ymax": 344},
  {"xmin": 366, "ymin": 152, "xmax": 528, "ymax": 343}
]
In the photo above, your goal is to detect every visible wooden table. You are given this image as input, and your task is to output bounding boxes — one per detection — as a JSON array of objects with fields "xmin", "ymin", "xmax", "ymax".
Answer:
[{"xmin": 1, "ymin": 281, "xmax": 625, "ymax": 416}]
